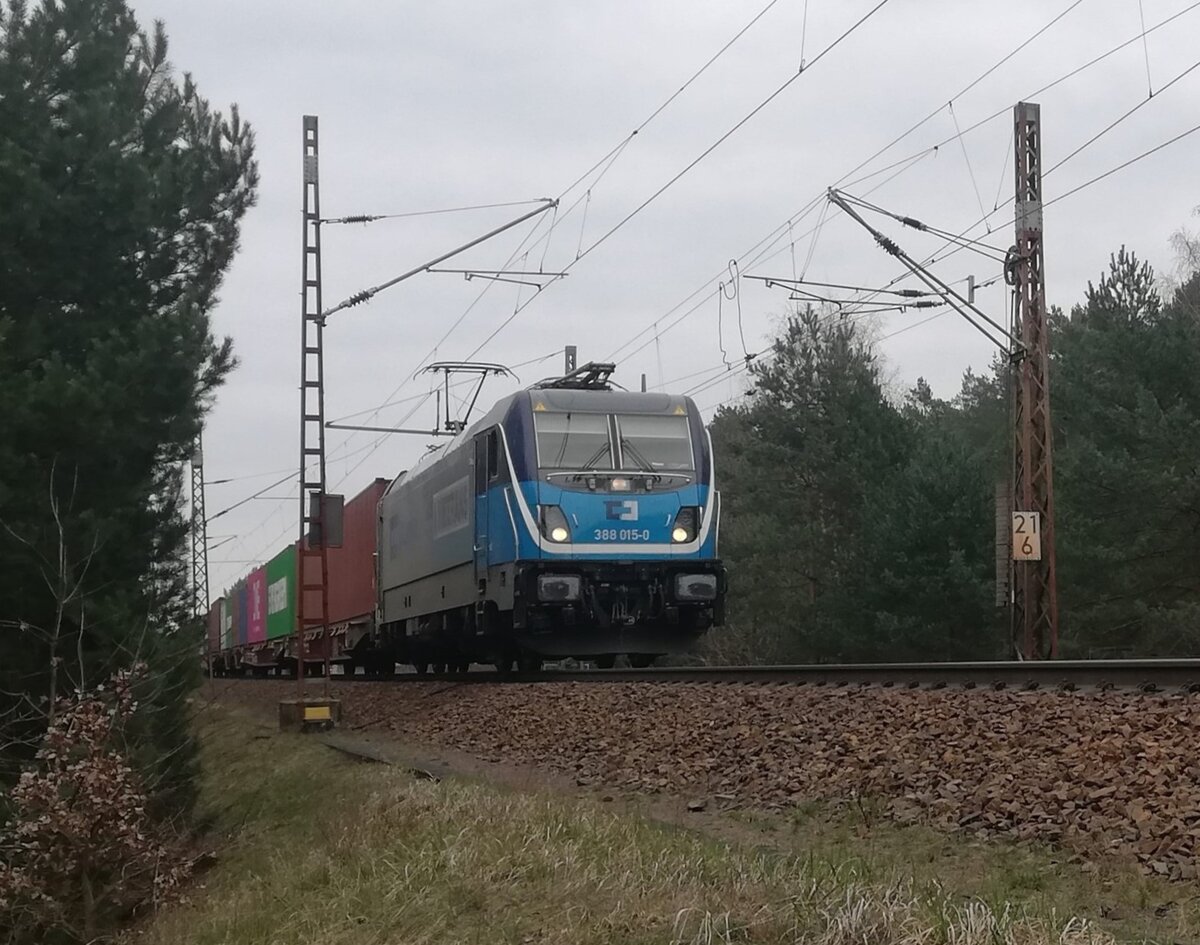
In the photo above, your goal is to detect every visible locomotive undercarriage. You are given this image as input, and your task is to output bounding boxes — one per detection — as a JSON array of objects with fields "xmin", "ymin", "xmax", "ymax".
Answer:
[
  {"xmin": 510, "ymin": 560, "xmax": 724, "ymax": 660},
  {"xmin": 369, "ymin": 559, "xmax": 725, "ymax": 671}
]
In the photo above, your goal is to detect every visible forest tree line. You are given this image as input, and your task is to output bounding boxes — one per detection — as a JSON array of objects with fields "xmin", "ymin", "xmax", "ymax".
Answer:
[{"xmin": 707, "ymin": 239, "xmax": 1200, "ymax": 662}]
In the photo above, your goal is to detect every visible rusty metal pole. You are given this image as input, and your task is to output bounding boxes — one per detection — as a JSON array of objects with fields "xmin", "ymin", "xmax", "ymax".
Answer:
[
  {"xmin": 297, "ymin": 115, "xmax": 333, "ymax": 701},
  {"xmin": 1010, "ymin": 102, "xmax": 1059, "ymax": 659}
]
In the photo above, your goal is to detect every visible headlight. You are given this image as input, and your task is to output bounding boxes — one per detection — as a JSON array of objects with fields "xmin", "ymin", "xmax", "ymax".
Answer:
[
  {"xmin": 539, "ymin": 505, "xmax": 571, "ymax": 543},
  {"xmin": 671, "ymin": 506, "xmax": 699, "ymax": 543}
]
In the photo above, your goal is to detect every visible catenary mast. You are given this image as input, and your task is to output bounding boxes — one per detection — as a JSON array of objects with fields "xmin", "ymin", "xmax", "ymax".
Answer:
[{"xmin": 1008, "ymin": 101, "xmax": 1058, "ymax": 659}]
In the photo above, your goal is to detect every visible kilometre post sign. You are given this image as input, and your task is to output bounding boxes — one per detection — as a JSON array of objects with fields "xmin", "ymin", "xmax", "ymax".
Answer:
[{"xmin": 1012, "ymin": 511, "xmax": 1042, "ymax": 561}]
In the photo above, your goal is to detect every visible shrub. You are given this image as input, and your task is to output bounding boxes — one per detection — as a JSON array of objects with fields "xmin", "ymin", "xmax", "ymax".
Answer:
[{"xmin": 0, "ymin": 666, "xmax": 190, "ymax": 943}]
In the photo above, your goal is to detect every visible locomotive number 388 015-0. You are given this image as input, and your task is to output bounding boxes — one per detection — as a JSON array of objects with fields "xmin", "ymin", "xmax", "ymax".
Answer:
[{"xmin": 593, "ymin": 527, "xmax": 652, "ymax": 542}]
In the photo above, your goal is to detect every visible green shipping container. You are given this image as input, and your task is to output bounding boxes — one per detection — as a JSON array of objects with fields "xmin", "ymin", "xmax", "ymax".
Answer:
[{"xmin": 266, "ymin": 544, "xmax": 297, "ymax": 639}]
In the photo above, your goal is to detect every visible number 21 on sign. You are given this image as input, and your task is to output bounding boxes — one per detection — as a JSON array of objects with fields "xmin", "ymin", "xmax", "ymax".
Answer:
[{"xmin": 1012, "ymin": 511, "xmax": 1042, "ymax": 561}]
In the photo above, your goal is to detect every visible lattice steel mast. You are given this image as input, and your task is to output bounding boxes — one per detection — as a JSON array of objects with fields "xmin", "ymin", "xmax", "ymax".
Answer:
[
  {"xmin": 1008, "ymin": 101, "xmax": 1058, "ymax": 659},
  {"xmin": 189, "ymin": 434, "xmax": 209, "ymax": 619},
  {"xmin": 297, "ymin": 115, "xmax": 332, "ymax": 691}
]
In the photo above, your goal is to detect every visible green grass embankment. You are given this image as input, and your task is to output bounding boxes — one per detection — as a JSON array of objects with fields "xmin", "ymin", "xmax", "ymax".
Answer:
[{"xmin": 140, "ymin": 705, "xmax": 1156, "ymax": 944}]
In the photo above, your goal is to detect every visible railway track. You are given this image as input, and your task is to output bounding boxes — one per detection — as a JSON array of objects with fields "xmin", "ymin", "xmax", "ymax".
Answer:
[
  {"xmin": 216, "ymin": 658, "xmax": 1200, "ymax": 691},
  {"xmin": 211, "ymin": 658, "xmax": 1200, "ymax": 883}
]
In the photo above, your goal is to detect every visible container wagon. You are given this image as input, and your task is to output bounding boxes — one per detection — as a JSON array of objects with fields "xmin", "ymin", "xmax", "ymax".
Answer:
[{"xmin": 207, "ymin": 479, "xmax": 387, "ymax": 675}]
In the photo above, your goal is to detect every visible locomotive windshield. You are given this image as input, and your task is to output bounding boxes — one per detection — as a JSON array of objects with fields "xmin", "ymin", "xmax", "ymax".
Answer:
[
  {"xmin": 534, "ymin": 410, "xmax": 694, "ymax": 473},
  {"xmin": 615, "ymin": 414, "xmax": 693, "ymax": 472},
  {"xmin": 534, "ymin": 412, "xmax": 614, "ymax": 470}
]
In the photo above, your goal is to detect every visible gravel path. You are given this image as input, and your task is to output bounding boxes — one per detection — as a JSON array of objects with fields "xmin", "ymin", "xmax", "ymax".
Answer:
[{"xmin": 207, "ymin": 678, "xmax": 1200, "ymax": 880}]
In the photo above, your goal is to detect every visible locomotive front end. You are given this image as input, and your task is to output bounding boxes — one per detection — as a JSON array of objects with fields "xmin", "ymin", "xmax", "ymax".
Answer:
[
  {"xmin": 377, "ymin": 362, "xmax": 727, "ymax": 673},
  {"xmin": 505, "ymin": 388, "xmax": 725, "ymax": 661}
]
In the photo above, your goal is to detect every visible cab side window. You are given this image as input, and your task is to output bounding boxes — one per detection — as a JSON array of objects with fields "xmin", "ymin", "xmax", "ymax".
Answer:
[
  {"xmin": 476, "ymin": 428, "xmax": 510, "ymax": 490},
  {"xmin": 474, "ymin": 435, "xmax": 488, "ymax": 495},
  {"xmin": 487, "ymin": 429, "xmax": 499, "ymax": 480}
]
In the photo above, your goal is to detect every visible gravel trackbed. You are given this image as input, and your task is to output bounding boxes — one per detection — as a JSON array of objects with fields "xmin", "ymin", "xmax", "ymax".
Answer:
[{"xmin": 208, "ymin": 679, "xmax": 1200, "ymax": 880}]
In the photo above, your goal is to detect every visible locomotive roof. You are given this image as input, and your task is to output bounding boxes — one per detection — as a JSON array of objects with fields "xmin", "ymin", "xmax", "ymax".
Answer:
[
  {"xmin": 384, "ymin": 387, "xmax": 695, "ymax": 492},
  {"xmin": 527, "ymin": 388, "xmax": 685, "ymax": 414}
]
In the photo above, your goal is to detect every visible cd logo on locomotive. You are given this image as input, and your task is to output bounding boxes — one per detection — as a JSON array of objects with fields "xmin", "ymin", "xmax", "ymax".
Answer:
[{"xmin": 604, "ymin": 500, "xmax": 639, "ymax": 521}]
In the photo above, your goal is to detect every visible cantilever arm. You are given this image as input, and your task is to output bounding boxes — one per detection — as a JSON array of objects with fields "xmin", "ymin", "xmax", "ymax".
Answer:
[
  {"xmin": 827, "ymin": 189, "xmax": 1024, "ymax": 356},
  {"xmin": 320, "ymin": 199, "xmax": 558, "ymax": 320}
]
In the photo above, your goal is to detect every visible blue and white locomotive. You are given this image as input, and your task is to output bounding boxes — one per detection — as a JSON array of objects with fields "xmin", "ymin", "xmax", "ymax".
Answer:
[{"xmin": 376, "ymin": 363, "xmax": 725, "ymax": 671}]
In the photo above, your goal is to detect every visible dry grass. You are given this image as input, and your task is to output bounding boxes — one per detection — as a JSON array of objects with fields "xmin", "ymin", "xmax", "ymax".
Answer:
[
  {"xmin": 722, "ymin": 801, "xmax": 1196, "ymax": 943},
  {"xmin": 135, "ymin": 705, "xmax": 1128, "ymax": 945}
]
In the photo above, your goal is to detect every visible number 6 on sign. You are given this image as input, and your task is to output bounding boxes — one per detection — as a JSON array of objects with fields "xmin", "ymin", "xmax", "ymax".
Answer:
[{"xmin": 1012, "ymin": 511, "xmax": 1042, "ymax": 561}]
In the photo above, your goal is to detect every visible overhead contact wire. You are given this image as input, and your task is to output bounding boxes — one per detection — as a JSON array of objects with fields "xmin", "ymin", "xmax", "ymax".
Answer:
[
  {"xmin": 835, "ymin": 0, "xmax": 1200, "ymax": 196},
  {"xmin": 575, "ymin": 0, "xmax": 894, "ymax": 266},
  {"xmin": 1044, "ymin": 119, "xmax": 1200, "ymax": 210},
  {"xmin": 492, "ymin": 0, "xmax": 889, "ymax": 366},
  {"xmin": 838, "ymin": 91, "xmax": 1200, "ymax": 320},
  {"xmin": 821, "ymin": 0, "xmax": 1089, "ymax": 203},
  {"xmin": 615, "ymin": 151, "xmax": 931, "ymax": 359},
  {"xmin": 343, "ymin": 0, "xmax": 789, "ymax": 441},
  {"xmin": 857, "ymin": 40, "xmax": 1200, "ymax": 313},
  {"xmin": 464, "ymin": 0, "xmax": 890, "ymax": 363},
  {"xmin": 1044, "ymin": 55, "xmax": 1200, "ymax": 177},
  {"xmin": 604, "ymin": 0, "xmax": 1105, "ymax": 368}
]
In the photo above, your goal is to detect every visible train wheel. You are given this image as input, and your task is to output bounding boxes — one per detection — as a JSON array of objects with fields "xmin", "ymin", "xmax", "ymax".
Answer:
[
  {"xmin": 594, "ymin": 655, "xmax": 616, "ymax": 670},
  {"xmin": 628, "ymin": 654, "xmax": 656, "ymax": 669},
  {"xmin": 517, "ymin": 655, "xmax": 543, "ymax": 674},
  {"xmin": 494, "ymin": 657, "xmax": 514, "ymax": 675},
  {"xmin": 432, "ymin": 662, "xmax": 447, "ymax": 675},
  {"xmin": 413, "ymin": 661, "xmax": 429, "ymax": 676}
]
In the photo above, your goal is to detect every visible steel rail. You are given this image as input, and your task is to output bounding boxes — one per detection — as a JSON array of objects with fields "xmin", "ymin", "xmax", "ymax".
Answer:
[{"xmin": 214, "ymin": 658, "xmax": 1200, "ymax": 692}]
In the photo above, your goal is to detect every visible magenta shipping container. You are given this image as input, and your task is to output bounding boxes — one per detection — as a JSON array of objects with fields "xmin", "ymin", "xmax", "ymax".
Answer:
[
  {"xmin": 247, "ymin": 567, "xmax": 266, "ymax": 644},
  {"xmin": 236, "ymin": 580, "xmax": 248, "ymax": 646}
]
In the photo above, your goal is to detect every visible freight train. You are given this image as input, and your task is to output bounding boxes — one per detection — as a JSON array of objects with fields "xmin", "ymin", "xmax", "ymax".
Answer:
[{"xmin": 206, "ymin": 363, "xmax": 725, "ymax": 675}]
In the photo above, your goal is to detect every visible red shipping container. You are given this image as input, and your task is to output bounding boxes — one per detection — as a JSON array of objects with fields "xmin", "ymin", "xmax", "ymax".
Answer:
[
  {"xmin": 325, "ymin": 478, "xmax": 387, "ymax": 627},
  {"xmin": 206, "ymin": 601, "xmax": 222, "ymax": 654},
  {"xmin": 247, "ymin": 567, "xmax": 267, "ymax": 643}
]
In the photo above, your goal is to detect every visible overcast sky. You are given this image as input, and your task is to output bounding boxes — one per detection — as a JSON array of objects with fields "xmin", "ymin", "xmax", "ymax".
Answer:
[{"xmin": 125, "ymin": 0, "xmax": 1200, "ymax": 595}]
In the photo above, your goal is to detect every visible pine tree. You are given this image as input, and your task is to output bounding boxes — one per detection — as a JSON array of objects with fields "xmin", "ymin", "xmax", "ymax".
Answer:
[
  {"xmin": 1053, "ymin": 251, "xmax": 1200, "ymax": 654},
  {"xmin": 0, "ymin": 0, "xmax": 257, "ymax": 809},
  {"xmin": 710, "ymin": 309, "xmax": 911, "ymax": 661},
  {"xmin": 710, "ymin": 313, "xmax": 1004, "ymax": 663},
  {"xmin": 857, "ymin": 380, "xmax": 1001, "ymax": 660}
]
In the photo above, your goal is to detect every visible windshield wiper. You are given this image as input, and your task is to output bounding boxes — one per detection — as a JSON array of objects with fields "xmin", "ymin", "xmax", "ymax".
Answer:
[
  {"xmin": 577, "ymin": 442, "xmax": 612, "ymax": 471},
  {"xmin": 619, "ymin": 440, "xmax": 660, "ymax": 474}
]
